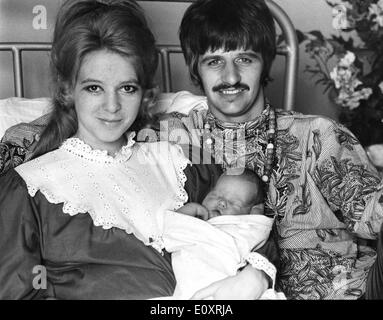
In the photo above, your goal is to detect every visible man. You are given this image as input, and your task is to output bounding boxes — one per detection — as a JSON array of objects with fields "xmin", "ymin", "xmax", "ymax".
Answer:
[{"xmin": 159, "ymin": 0, "xmax": 383, "ymax": 299}]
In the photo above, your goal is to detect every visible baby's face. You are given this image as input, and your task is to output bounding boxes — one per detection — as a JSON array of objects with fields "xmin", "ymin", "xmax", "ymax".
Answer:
[{"xmin": 201, "ymin": 174, "xmax": 257, "ymax": 218}]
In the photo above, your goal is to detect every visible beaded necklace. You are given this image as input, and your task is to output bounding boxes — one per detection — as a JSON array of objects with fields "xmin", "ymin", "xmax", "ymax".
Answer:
[{"xmin": 203, "ymin": 104, "xmax": 277, "ymax": 184}]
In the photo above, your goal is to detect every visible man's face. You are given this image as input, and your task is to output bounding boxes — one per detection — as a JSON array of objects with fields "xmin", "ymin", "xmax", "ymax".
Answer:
[{"xmin": 197, "ymin": 48, "xmax": 265, "ymax": 122}]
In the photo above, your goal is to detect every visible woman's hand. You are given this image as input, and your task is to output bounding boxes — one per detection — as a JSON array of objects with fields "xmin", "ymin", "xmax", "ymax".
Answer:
[{"xmin": 190, "ymin": 265, "xmax": 269, "ymax": 300}]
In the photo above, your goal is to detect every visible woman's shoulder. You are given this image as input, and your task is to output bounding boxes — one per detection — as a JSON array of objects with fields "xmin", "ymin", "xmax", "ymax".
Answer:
[
  {"xmin": 0, "ymin": 168, "xmax": 29, "ymax": 195},
  {"xmin": 14, "ymin": 148, "xmax": 64, "ymax": 175}
]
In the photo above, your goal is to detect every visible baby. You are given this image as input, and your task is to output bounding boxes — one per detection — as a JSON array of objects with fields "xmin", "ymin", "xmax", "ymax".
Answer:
[
  {"xmin": 178, "ymin": 167, "xmax": 265, "ymax": 219},
  {"xmin": 156, "ymin": 168, "xmax": 286, "ymax": 300}
]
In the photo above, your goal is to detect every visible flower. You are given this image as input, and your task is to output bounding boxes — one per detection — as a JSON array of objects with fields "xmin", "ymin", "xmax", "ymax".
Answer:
[
  {"xmin": 329, "ymin": 51, "xmax": 372, "ymax": 109},
  {"xmin": 369, "ymin": 0, "xmax": 383, "ymax": 28},
  {"xmin": 295, "ymin": 0, "xmax": 383, "ymax": 147},
  {"xmin": 332, "ymin": 3, "xmax": 352, "ymax": 30}
]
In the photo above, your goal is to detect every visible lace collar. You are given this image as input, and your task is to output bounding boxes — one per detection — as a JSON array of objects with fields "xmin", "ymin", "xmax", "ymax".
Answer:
[
  {"xmin": 15, "ymin": 138, "xmax": 190, "ymax": 252},
  {"xmin": 60, "ymin": 131, "xmax": 136, "ymax": 164}
]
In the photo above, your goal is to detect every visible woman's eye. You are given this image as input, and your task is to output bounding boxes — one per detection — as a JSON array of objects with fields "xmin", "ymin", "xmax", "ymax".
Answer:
[
  {"xmin": 85, "ymin": 85, "xmax": 101, "ymax": 93},
  {"xmin": 121, "ymin": 85, "xmax": 138, "ymax": 94}
]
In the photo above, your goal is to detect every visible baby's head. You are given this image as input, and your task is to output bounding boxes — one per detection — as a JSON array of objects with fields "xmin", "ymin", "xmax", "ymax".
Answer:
[{"xmin": 201, "ymin": 168, "xmax": 264, "ymax": 218}]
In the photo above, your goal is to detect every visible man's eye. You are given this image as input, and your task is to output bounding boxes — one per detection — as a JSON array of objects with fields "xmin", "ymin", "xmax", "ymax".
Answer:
[
  {"xmin": 121, "ymin": 85, "xmax": 138, "ymax": 94},
  {"xmin": 85, "ymin": 85, "xmax": 101, "ymax": 93},
  {"xmin": 207, "ymin": 59, "xmax": 222, "ymax": 66},
  {"xmin": 236, "ymin": 57, "xmax": 252, "ymax": 64}
]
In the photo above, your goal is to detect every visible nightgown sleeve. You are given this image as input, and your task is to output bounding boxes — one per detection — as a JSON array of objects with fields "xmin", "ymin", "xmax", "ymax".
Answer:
[{"xmin": 0, "ymin": 169, "xmax": 45, "ymax": 299}]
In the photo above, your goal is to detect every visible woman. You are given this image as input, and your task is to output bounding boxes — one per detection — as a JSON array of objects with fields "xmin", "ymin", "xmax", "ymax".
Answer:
[
  {"xmin": 0, "ymin": 0, "xmax": 177, "ymax": 300},
  {"xmin": 0, "ymin": 0, "xmax": 276, "ymax": 299}
]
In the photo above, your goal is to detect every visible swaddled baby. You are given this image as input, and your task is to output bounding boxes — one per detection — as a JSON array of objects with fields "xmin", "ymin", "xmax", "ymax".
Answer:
[{"xmin": 156, "ymin": 168, "xmax": 286, "ymax": 300}]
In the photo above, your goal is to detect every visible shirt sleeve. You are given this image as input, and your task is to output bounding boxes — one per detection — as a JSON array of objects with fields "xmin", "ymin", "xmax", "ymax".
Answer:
[
  {"xmin": 311, "ymin": 120, "xmax": 383, "ymax": 239},
  {"xmin": 0, "ymin": 141, "xmax": 28, "ymax": 174},
  {"xmin": 0, "ymin": 169, "xmax": 45, "ymax": 299}
]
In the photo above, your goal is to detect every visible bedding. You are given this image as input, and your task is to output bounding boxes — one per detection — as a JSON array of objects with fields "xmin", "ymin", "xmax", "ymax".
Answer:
[
  {"xmin": 0, "ymin": 97, "xmax": 51, "ymax": 138},
  {"xmin": 0, "ymin": 91, "xmax": 207, "ymax": 140}
]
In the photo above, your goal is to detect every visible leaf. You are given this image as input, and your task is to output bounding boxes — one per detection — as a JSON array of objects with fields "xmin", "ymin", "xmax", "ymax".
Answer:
[
  {"xmin": 342, "ymin": 185, "xmax": 359, "ymax": 201},
  {"xmin": 296, "ymin": 29, "xmax": 307, "ymax": 44},
  {"xmin": 328, "ymin": 177, "xmax": 343, "ymax": 190},
  {"xmin": 306, "ymin": 248, "xmax": 331, "ymax": 259},
  {"xmin": 309, "ymin": 30, "xmax": 325, "ymax": 42},
  {"xmin": 316, "ymin": 268, "xmax": 329, "ymax": 279},
  {"xmin": 323, "ymin": 83, "xmax": 334, "ymax": 93},
  {"xmin": 297, "ymin": 263, "xmax": 311, "ymax": 282},
  {"xmin": 287, "ymin": 152, "xmax": 303, "ymax": 162},
  {"xmin": 316, "ymin": 284, "xmax": 329, "ymax": 299},
  {"xmin": 293, "ymin": 204, "xmax": 309, "ymax": 216},
  {"xmin": 317, "ymin": 229, "xmax": 327, "ymax": 241},
  {"xmin": 325, "ymin": 0, "xmax": 337, "ymax": 8},
  {"xmin": 344, "ymin": 288, "xmax": 363, "ymax": 297},
  {"xmin": 330, "ymin": 156, "xmax": 345, "ymax": 177}
]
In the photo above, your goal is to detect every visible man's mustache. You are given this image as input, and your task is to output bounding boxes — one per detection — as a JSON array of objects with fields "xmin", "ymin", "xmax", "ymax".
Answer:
[{"xmin": 212, "ymin": 83, "xmax": 250, "ymax": 92}]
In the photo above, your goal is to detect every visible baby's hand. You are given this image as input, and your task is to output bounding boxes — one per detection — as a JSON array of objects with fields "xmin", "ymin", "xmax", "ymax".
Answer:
[{"xmin": 176, "ymin": 203, "xmax": 209, "ymax": 220}]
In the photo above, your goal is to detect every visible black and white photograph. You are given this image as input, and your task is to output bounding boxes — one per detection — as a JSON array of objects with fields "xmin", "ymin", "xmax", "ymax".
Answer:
[{"xmin": 0, "ymin": 0, "xmax": 382, "ymax": 307}]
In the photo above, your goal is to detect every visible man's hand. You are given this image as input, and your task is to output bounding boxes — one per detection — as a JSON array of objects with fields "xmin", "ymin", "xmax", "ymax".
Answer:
[{"xmin": 190, "ymin": 265, "xmax": 269, "ymax": 300}]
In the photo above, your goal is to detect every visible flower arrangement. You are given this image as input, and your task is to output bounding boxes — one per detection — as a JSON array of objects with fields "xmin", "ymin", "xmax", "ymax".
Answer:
[{"xmin": 296, "ymin": 0, "xmax": 383, "ymax": 147}]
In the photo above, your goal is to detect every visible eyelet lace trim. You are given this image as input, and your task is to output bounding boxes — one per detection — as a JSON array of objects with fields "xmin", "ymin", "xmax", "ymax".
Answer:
[
  {"xmin": 244, "ymin": 252, "xmax": 277, "ymax": 289},
  {"xmin": 17, "ymin": 139, "xmax": 190, "ymax": 252},
  {"xmin": 61, "ymin": 131, "xmax": 136, "ymax": 164},
  {"xmin": 170, "ymin": 144, "xmax": 190, "ymax": 211}
]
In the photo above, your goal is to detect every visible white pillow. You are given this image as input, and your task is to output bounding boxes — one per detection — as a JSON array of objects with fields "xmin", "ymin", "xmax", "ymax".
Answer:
[
  {"xmin": 0, "ymin": 97, "xmax": 52, "ymax": 138},
  {"xmin": 155, "ymin": 90, "xmax": 207, "ymax": 114},
  {"xmin": 0, "ymin": 91, "xmax": 208, "ymax": 139}
]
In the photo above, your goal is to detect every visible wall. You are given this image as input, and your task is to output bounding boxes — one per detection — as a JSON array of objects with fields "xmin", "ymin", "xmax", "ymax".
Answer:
[{"xmin": 0, "ymin": 0, "xmax": 339, "ymax": 120}]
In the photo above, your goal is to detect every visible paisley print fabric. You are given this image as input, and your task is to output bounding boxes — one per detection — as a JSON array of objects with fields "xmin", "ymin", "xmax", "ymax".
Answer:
[{"xmin": 164, "ymin": 107, "xmax": 383, "ymax": 299}]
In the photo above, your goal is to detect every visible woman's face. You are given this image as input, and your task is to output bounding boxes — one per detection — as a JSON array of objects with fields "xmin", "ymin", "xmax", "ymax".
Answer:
[{"xmin": 72, "ymin": 49, "xmax": 145, "ymax": 154}]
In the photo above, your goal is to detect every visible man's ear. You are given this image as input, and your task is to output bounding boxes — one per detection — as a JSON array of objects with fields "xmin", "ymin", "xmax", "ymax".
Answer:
[{"xmin": 249, "ymin": 203, "xmax": 264, "ymax": 215}]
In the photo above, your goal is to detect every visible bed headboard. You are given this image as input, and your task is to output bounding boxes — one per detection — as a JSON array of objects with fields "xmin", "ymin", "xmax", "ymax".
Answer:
[{"xmin": 0, "ymin": 0, "xmax": 298, "ymax": 111}]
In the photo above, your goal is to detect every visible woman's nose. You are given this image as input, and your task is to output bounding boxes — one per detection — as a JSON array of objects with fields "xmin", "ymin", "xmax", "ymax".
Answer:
[
  {"xmin": 222, "ymin": 62, "xmax": 241, "ymax": 85},
  {"xmin": 104, "ymin": 92, "xmax": 121, "ymax": 113}
]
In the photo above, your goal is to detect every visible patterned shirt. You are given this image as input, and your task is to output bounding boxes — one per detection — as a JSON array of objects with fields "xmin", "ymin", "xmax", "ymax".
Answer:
[
  {"xmin": 158, "ymin": 106, "xmax": 383, "ymax": 299},
  {"xmin": 0, "ymin": 113, "xmax": 50, "ymax": 173}
]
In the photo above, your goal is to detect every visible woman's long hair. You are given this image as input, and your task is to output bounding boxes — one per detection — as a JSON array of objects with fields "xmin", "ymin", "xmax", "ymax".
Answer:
[{"xmin": 32, "ymin": 0, "xmax": 158, "ymax": 158}]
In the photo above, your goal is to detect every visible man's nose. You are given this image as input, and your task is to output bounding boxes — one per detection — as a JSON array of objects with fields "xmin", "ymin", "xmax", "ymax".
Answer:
[
  {"xmin": 104, "ymin": 92, "xmax": 121, "ymax": 113},
  {"xmin": 222, "ymin": 62, "xmax": 241, "ymax": 85}
]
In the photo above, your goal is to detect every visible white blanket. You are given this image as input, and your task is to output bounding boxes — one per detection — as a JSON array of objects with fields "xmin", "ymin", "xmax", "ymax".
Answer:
[{"xmin": 155, "ymin": 211, "xmax": 285, "ymax": 299}]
